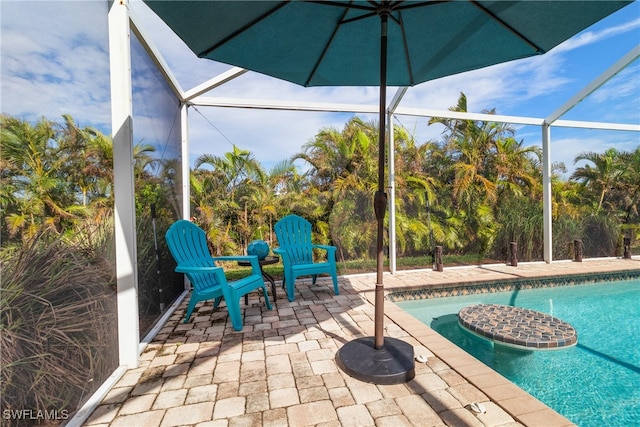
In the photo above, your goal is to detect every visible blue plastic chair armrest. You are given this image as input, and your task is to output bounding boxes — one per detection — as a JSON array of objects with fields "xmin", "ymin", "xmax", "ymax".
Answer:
[
  {"xmin": 212, "ymin": 255, "xmax": 261, "ymax": 275},
  {"xmin": 312, "ymin": 244, "xmax": 337, "ymax": 256},
  {"xmin": 176, "ymin": 265, "xmax": 228, "ymax": 286},
  {"xmin": 175, "ymin": 265, "xmax": 223, "ymax": 274},
  {"xmin": 312, "ymin": 244, "xmax": 335, "ymax": 251},
  {"xmin": 212, "ymin": 255, "xmax": 256, "ymax": 262},
  {"xmin": 272, "ymin": 247, "xmax": 290, "ymax": 262}
]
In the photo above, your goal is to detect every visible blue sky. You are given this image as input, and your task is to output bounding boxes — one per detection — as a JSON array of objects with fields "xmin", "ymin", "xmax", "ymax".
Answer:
[{"xmin": 1, "ymin": 0, "xmax": 639, "ymax": 177}]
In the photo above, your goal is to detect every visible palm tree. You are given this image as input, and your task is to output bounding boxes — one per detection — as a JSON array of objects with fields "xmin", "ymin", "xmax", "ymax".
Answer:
[
  {"xmin": 294, "ymin": 117, "xmax": 380, "ymax": 257},
  {"xmin": 389, "ymin": 126, "xmax": 440, "ymax": 256},
  {"xmin": 604, "ymin": 148, "xmax": 640, "ymax": 249},
  {"xmin": 428, "ymin": 94, "xmax": 508, "ymax": 255},
  {"xmin": 193, "ymin": 144, "xmax": 295, "ymax": 255},
  {"xmin": 268, "ymin": 158, "xmax": 304, "ymax": 196},
  {"xmin": 156, "ymin": 157, "xmax": 181, "ymax": 220},
  {"xmin": 133, "ymin": 142, "xmax": 160, "ymax": 179},
  {"xmin": 258, "ymin": 159, "xmax": 303, "ymax": 244},
  {"xmin": 493, "ymin": 136, "xmax": 541, "ymax": 199},
  {"xmin": 571, "ymin": 148, "xmax": 624, "ymax": 212},
  {"xmin": 614, "ymin": 147, "xmax": 640, "ymax": 224},
  {"xmin": 195, "ymin": 145, "xmax": 264, "ymax": 197},
  {"xmin": 429, "ymin": 93, "xmax": 500, "ymax": 208},
  {"xmin": 56, "ymin": 115, "xmax": 111, "ymax": 207},
  {"xmin": 295, "ymin": 117, "xmax": 378, "ymax": 195},
  {"xmin": 1, "ymin": 115, "xmax": 80, "ymax": 240},
  {"xmin": 189, "ymin": 167, "xmax": 240, "ymax": 254}
]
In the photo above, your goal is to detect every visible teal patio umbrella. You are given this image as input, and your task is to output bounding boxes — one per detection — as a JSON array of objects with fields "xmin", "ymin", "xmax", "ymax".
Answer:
[{"xmin": 145, "ymin": 0, "xmax": 631, "ymax": 384}]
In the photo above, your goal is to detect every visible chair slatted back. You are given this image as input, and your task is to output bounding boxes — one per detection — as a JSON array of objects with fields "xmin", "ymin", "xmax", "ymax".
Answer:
[
  {"xmin": 166, "ymin": 220, "xmax": 220, "ymax": 292},
  {"xmin": 274, "ymin": 215, "xmax": 314, "ymax": 265}
]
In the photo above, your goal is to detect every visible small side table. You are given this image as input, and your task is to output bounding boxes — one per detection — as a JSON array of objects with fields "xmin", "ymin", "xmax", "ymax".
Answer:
[{"xmin": 238, "ymin": 255, "xmax": 280, "ymax": 303}]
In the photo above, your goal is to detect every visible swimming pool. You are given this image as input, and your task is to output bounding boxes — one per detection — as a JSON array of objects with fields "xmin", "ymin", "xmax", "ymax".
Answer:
[{"xmin": 397, "ymin": 278, "xmax": 640, "ymax": 427}]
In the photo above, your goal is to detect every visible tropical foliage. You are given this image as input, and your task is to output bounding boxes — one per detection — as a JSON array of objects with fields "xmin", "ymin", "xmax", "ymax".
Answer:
[
  {"xmin": 1, "ymin": 227, "xmax": 117, "ymax": 422},
  {"xmin": 3, "ymin": 96, "xmax": 639, "ymax": 262},
  {"xmin": 1, "ymin": 98, "xmax": 638, "ymax": 423},
  {"xmin": 185, "ymin": 94, "xmax": 638, "ymax": 263},
  {"xmin": 1, "ymin": 113, "xmax": 181, "ymax": 424}
]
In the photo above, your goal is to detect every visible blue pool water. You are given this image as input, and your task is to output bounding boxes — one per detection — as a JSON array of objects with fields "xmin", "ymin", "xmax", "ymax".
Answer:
[{"xmin": 397, "ymin": 279, "xmax": 640, "ymax": 427}]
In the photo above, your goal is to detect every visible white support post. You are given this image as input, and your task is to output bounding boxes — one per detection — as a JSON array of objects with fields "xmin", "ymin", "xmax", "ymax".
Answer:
[
  {"xmin": 181, "ymin": 103, "xmax": 190, "ymax": 221},
  {"xmin": 180, "ymin": 104, "xmax": 191, "ymax": 292},
  {"xmin": 108, "ymin": 0, "xmax": 139, "ymax": 369},
  {"xmin": 388, "ymin": 113, "xmax": 396, "ymax": 274},
  {"xmin": 386, "ymin": 88, "xmax": 406, "ymax": 275},
  {"xmin": 542, "ymin": 123, "xmax": 553, "ymax": 264}
]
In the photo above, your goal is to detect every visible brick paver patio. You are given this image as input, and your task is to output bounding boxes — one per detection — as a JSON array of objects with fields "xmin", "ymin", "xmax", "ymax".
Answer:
[{"xmin": 83, "ymin": 257, "xmax": 639, "ymax": 427}]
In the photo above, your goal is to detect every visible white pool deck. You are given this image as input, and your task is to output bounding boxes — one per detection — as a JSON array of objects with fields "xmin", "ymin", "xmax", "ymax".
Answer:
[{"xmin": 84, "ymin": 257, "xmax": 639, "ymax": 427}]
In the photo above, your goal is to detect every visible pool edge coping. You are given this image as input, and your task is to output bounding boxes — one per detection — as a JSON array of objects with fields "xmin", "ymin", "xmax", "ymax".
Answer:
[
  {"xmin": 377, "ymin": 297, "xmax": 577, "ymax": 426},
  {"xmin": 386, "ymin": 267, "xmax": 640, "ymax": 302}
]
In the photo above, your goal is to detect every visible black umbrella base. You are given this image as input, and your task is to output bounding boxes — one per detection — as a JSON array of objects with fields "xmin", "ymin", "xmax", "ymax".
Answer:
[{"xmin": 336, "ymin": 336, "xmax": 415, "ymax": 384}]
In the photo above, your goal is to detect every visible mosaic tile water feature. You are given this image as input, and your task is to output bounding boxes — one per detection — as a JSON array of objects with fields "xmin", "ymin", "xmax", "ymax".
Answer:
[{"xmin": 458, "ymin": 303, "xmax": 578, "ymax": 349}]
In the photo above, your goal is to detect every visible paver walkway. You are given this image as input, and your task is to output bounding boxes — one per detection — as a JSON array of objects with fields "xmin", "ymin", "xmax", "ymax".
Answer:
[{"xmin": 84, "ymin": 257, "xmax": 639, "ymax": 427}]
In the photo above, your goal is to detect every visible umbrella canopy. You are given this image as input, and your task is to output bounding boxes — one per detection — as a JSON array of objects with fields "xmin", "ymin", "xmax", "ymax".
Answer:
[
  {"xmin": 145, "ymin": 1, "xmax": 629, "ymax": 88},
  {"xmin": 145, "ymin": 0, "xmax": 630, "ymax": 383}
]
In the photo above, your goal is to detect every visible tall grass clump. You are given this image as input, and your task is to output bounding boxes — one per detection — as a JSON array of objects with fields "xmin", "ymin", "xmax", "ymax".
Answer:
[
  {"xmin": 582, "ymin": 213, "xmax": 622, "ymax": 257},
  {"xmin": 493, "ymin": 197, "xmax": 544, "ymax": 262},
  {"xmin": 1, "ymin": 224, "xmax": 117, "ymax": 425}
]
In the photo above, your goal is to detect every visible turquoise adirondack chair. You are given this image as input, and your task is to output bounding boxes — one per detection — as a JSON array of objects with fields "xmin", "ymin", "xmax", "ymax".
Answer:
[
  {"xmin": 273, "ymin": 214, "xmax": 339, "ymax": 301},
  {"xmin": 165, "ymin": 220, "xmax": 272, "ymax": 330}
]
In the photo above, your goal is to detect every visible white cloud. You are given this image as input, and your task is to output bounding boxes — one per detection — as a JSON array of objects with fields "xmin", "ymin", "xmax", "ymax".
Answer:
[
  {"xmin": 550, "ymin": 130, "xmax": 640, "ymax": 175},
  {"xmin": 1, "ymin": 1, "xmax": 111, "ymax": 127},
  {"xmin": 554, "ymin": 18, "xmax": 640, "ymax": 54},
  {"xmin": 2, "ymin": 0, "xmax": 638, "ymax": 179}
]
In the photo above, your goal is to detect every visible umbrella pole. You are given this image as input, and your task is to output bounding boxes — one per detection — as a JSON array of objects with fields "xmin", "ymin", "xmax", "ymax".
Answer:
[
  {"xmin": 373, "ymin": 11, "xmax": 389, "ymax": 351},
  {"xmin": 336, "ymin": 6, "xmax": 415, "ymax": 385}
]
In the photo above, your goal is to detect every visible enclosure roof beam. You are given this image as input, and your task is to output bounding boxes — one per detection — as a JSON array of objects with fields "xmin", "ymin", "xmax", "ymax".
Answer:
[
  {"xmin": 191, "ymin": 97, "xmax": 640, "ymax": 132},
  {"xmin": 183, "ymin": 68, "xmax": 248, "ymax": 102},
  {"xmin": 388, "ymin": 87, "xmax": 408, "ymax": 114},
  {"xmin": 192, "ymin": 96, "xmax": 380, "ymax": 114},
  {"xmin": 394, "ymin": 106, "xmax": 544, "ymax": 126},
  {"xmin": 552, "ymin": 119, "xmax": 640, "ymax": 131}
]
